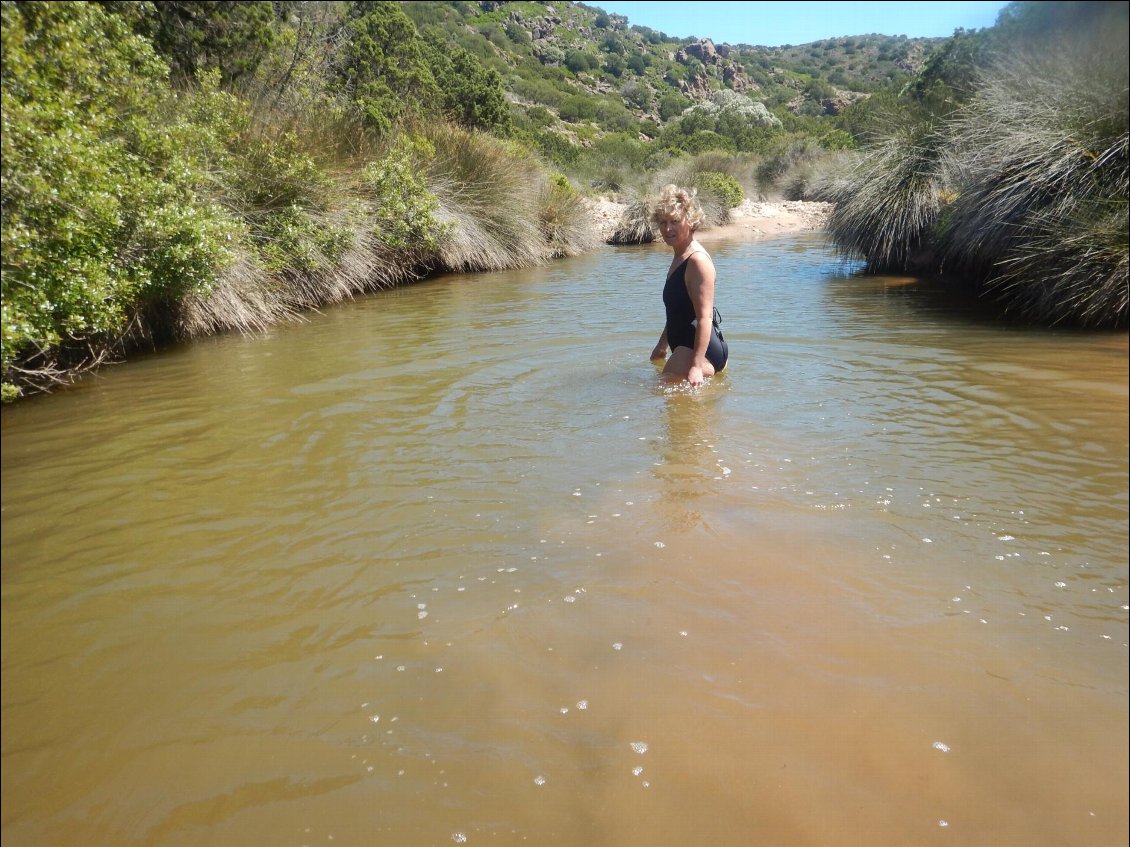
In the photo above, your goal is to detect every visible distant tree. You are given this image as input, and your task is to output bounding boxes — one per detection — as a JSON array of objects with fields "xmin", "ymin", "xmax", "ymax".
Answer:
[
  {"xmin": 334, "ymin": 1, "xmax": 440, "ymax": 133},
  {"xmin": 103, "ymin": 0, "xmax": 278, "ymax": 87},
  {"xmin": 909, "ymin": 27, "xmax": 992, "ymax": 113},
  {"xmin": 424, "ymin": 38, "xmax": 512, "ymax": 133}
]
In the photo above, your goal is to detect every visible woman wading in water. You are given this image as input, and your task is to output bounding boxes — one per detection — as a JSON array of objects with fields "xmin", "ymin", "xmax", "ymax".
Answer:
[{"xmin": 649, "ymin": 184, "xmax": 728, "ymax": 386}]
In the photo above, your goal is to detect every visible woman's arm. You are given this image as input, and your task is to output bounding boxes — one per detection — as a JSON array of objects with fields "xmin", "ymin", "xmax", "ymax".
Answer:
[
  {"xmin": 651, "ymin": 328, "xmax": 669, "ymax": 360},
  {"xmin": 684, "ymin": 252, "xmax": 717, "ymax": 382}
]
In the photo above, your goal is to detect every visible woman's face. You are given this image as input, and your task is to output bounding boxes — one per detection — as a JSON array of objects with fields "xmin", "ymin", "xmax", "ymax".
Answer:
[{"xmin": 657, "ymin": 211, "xmax": 692, "ymax": 246}]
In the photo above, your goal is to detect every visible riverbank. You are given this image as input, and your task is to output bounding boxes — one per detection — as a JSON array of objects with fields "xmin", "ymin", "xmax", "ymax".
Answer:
[{"xmin": 588, "ymin": 198, "xmax": 834, "ymax": 244}]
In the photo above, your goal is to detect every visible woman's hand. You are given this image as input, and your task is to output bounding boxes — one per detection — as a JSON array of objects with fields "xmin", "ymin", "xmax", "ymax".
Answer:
[
  {"xmin": 687, "ymin": 364, "xmax": 705, "ymax": 386},
  {"xmin": 650, "ymin": 342, "xmax": 668, "ymax": 360}
]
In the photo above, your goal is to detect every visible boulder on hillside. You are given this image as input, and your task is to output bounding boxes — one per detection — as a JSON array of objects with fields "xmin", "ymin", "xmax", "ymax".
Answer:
[
  {"xmin": 684, "ymin": 39, "xmax": 719, "ymax": 63},
  {"xmin": 820, "ymin": 91, "xmax": 868, "ymax": 115}
]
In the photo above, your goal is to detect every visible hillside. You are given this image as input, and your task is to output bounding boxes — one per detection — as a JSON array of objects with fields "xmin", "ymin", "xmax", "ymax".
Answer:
[{"xmin": 403, "ymin": 0, "xmax": 941, "ymax": 152}]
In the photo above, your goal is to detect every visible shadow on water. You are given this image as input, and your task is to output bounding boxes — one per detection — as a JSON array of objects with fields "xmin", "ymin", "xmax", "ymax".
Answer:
[{"xmin": 829, "ymin": 265, "xmax": 1130, "ymax": 337}]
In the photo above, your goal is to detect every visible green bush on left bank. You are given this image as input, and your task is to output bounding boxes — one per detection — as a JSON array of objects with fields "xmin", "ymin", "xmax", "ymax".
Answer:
[
  {"xmin": 0, "ymin": 1, "xmax": 589, "ymax": 402},
  {"xmin": 1, "ymin": 1, "xmax": 239, "ymax": 400}
]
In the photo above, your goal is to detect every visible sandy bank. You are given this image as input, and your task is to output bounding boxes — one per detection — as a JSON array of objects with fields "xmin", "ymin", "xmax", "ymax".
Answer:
[{"xmin": 588, "ymin": 198, "xmax": 834, "ymax": 244}]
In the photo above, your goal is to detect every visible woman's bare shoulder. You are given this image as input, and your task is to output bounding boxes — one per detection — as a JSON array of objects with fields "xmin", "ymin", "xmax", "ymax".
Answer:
[{"xmin": 686, "ymin": 248, "xmax": 716, "ymax": 277}]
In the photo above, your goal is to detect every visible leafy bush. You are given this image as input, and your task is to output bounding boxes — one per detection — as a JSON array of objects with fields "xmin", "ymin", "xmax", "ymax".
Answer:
[
  {"xmin": 1, "ymin": 2, "xmax": 236, "ymax": 396},
  {"xmin": 700, "ymin": 172, "xmax": 745, "ymax": 208},
  {"xmin": 659, "ymin": 92, "xmax": 691, "ymax": 122},
  {"xmin": 334, "ymin": 1, "xmax": 440, "ymax": 134},
  {"xmin": 564, "ymin": 49, "xmax": 597, "ymax": 74},
  {"xmin": 363, "ymin": 135, "xmax": 448, "ymax": 255}
]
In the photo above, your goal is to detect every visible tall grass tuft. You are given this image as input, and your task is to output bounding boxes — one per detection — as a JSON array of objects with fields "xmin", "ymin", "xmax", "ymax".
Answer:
[
  {"xmin": 422, "ymin": 124, "xmax": 552, "ymax": 271},
  {"xmin": 940, "ymin": 48, "xmax": 1128, "ymax": 326},
  {"xmin": 538, "ymin": 173, "xmax": 600, "ymax": 258},
  {"xmin": 755, "ymin": 137, "xmax": 826, "ymax": 198},
  {"xmin": 824, "ymin": 122, "xmax": 951, "ymax": 272},
  {"xmin": 787, "ymin": 151, "xmax": 860, "ymax": 203},
  {"xmin": 607, "ymin": 200, "xmax": 656, "ymax": 245}
]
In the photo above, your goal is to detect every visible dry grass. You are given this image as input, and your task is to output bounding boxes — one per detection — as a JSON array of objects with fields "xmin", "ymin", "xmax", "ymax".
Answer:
[
  {"xmin": 423, "ymin": 125, "xmax": 550, "ymax": 271},
  {"xmin": 607, "ymin": 199, "xmax": 656, "ymax": 245},
  {"xmin": 538, "ymin": 176, "xmax": 601, "ymax": 258},
  {"xmin": 940, "ymin": 48, "xmax": 1128, "ymax": 326},
  {"xmin": 824, "ymin": 122, "xmax": 950, "ymax": 272}
]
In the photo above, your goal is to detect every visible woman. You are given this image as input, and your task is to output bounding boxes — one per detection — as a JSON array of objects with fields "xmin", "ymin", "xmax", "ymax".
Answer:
[{"xmin": 649, "ymin": 184, "xmax": 728, "ymax": 386}]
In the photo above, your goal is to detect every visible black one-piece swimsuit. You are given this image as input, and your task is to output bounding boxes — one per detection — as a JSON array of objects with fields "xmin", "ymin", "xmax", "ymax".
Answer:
[{"xmin": 663, "ymin": 254, "xmax": 728, "ymax": 371}]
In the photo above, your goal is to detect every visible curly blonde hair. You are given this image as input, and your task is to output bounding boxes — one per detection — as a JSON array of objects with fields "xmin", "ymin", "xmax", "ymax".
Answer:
[{"xmin": 651, "ymin": 184, "xmax": 705, "ymax": 230}]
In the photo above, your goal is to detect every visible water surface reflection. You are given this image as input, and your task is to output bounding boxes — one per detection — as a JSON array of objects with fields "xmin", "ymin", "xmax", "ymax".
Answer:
[{"xmin": 2, "ymin": 235, "xmax": 1126, "ymax": 847}]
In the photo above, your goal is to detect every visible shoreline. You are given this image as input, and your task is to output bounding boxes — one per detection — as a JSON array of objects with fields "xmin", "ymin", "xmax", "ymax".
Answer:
[{"xmin": 589, "ymin": 198, "xmax": 834, "ymax": 244}]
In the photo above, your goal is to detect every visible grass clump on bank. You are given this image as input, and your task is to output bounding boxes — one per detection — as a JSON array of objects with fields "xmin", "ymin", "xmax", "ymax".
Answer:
[
  {"xmin": 820, "ymin": 3, "xmax": 1128, "ymax": 327},
  {"xmin": 607, "ymin": 153, "xmax": 750, "ymax": 244},
  {"xmin": 939, "ymin": 49, "xmax": 1128, "ymax": 325}
]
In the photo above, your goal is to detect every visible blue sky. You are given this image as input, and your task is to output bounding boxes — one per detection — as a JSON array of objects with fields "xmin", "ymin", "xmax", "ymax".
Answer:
[{"xmin": 590, "ymin": 1, "xmax": 1012, "ymax": 47}]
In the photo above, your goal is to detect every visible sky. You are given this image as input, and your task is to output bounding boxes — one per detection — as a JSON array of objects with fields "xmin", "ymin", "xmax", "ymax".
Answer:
[{"xmin": 590, "ymin": 1, "xmax": 1012, "ymax": 47}]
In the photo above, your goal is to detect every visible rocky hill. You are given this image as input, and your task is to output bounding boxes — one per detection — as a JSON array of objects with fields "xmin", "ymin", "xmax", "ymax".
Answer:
[{"xmin": 403, "ymin": 0, "xmax": 942, "ymax": 140}]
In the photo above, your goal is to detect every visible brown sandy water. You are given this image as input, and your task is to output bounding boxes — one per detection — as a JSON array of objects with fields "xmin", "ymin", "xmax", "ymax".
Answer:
[{"xmin": 2, "ymin": 235, "xmax": 1127, "ymax": 846}]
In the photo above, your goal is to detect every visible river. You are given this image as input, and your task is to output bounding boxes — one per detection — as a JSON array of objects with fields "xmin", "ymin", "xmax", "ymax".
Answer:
[{"xmin": 2, "ymin": 233, "xmax": 1127, "ymax": 847}]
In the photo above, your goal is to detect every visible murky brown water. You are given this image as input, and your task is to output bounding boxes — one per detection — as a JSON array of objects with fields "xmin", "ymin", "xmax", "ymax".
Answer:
[{"xmin": 2, "ymin": 234, "xmax": 1127, "ymax": 847}]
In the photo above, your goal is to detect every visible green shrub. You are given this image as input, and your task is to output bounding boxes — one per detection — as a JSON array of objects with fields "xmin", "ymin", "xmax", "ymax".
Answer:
[
  {"xmin": 334, "ymin": 1, "xmax": 439, "ymax": 134},
  {"xmin": 362, "ymin": 135, "xmax": 447, "ymax": 254},
  {"xmin": 1, "ymin": 2, "xmax": 236, "ymax": 395},
  {"xmin": 564, "ymin": 49, "xmax": 596, "ymax": 74},
  {"xmin": 700, "ymin": 172, "xmax": 745, "ymax": 208}
]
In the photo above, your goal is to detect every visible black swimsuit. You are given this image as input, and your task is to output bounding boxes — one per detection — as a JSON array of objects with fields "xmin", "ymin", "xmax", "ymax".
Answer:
[{"xmin": 663, "ymin": 254, "xmax": 729, "ymax": 371}]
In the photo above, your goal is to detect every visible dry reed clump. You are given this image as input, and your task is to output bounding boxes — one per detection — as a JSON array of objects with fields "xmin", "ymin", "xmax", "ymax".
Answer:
[
  {"xmin": 824, "ymin": 122, "xmax": 950, "ymax": 272},
  {"xmin": 176, "ymin": 121, "xmax": 598, "ymax": 343},
  {"xmin": 940, "ymin": 49, "xmax": 1128, "ymax": 326},
  {"xmin": 755, "ymin": 138, "xmax": 826, "ymax": 198},
  {"xmin": 422, "ymin": 124, "xmax": 551, "ymax": 272},
  {"xmin": 780, "ymin": 151, "xmax": 857, "ymax": 202},
  {"xmin": 537, "ymin": 175, "xmax": 601, "ymax": 258},
  {"xmin": 608, "ymin": 200, "xmax": 656, "ymax": 245},
  {"xmin": 178, "ymin": 256, "xmax": 299, "ymax": 337}
]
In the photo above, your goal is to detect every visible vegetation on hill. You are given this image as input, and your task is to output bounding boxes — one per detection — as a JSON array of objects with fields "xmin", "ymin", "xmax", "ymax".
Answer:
[{"xmin": 1, "ymin": 0, "xmax": 1127, "ymax": 400}]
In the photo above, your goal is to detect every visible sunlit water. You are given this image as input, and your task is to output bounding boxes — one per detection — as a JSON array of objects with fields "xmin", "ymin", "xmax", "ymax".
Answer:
[{"xmin": 2, "ymin": 234, "xmax": 1127, "ymax": 847}]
